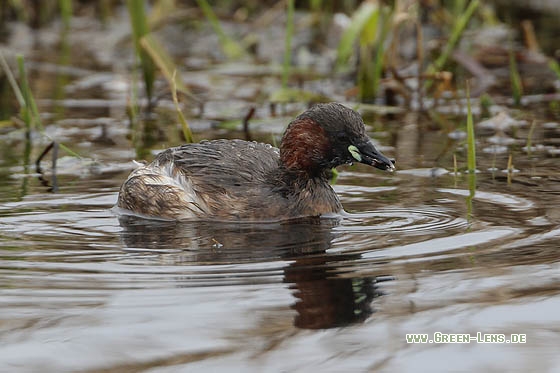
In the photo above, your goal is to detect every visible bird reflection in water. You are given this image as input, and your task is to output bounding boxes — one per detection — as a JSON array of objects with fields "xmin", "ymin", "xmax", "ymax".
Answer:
[{"xmin": 118, "ymin": 216, "xmax": 391, "ymax": 329}]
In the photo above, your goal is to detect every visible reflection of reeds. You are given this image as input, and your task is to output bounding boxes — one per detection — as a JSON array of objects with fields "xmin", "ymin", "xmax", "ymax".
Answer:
[{"xmin": 466, "ymin": 171, "xmax": 476, "ymax": 223}]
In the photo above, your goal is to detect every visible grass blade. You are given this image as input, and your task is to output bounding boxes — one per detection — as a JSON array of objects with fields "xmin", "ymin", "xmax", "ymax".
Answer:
[
  {"xmin": 434, "ymin": 0, "xmax": 479, "ymax": 71},
  {"xmin": 525, "ymin": 120, "xmax": 536, "ymax": 156},
  {"xmin": 282, "ymin": 0, "xmax": 295, "ymax": 89},
  {"xmin": 195, "ymin": 0, "xmax": 245, "ymax": 59},
  {"xmin": 466, "ymin": 171, "xmax": 476, "ymax": 223},
  {"xmin": 127, "ymin": 0, "xmax": 155, "ymax": 101},
  {"xmin": 0, "ymin": 52, "xmax": 25, "ymax": 108},
  {"xmin": 425, "ymin": 0, "xmax": 479, "ymax": 90},
  {"xmin": 368, "ymin": 6, "xmax": 392, "ymax": 101},
  {"xmin": 171, "ymin": 71, "xmax": 193, "ymax": 143},
  {"xmin": 509, "ymin": 44, "xmax": 523, "ymax": 106},
  {"xmin": 548, "ymin": 58, "xmax": 560, "ymax": 80},
  {"xmin": 466, "ymin": 80, "xmax": 476, "ymax": 173},
  {"xmin": 17, "ymin": 55, "xmax": 43, "ymax": 131},
  {"xmin": 336, "ymin": 1, "xmax": 379, "ymax": 68},
  {"xmin": 58, "ymin": 0, "xmax": 72, "ymax": 29},
  {"xmin": 5, "ymin": 54, "xmax": 81, "ymax": 158},
  {"xmin": 140, "ymin": 34, "xmax": 188, "ymax": 94}
]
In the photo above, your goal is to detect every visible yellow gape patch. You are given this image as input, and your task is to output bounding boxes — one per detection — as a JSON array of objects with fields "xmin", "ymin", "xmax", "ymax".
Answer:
[{"xmin": 348, "ymin": 145, "xmax": 362, "ymax": 162}]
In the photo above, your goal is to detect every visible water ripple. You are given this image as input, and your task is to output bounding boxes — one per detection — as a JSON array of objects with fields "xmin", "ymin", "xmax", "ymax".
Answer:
[{"xmin": 338, "ymin": 206, "xmax": 468, "ymax": 235}]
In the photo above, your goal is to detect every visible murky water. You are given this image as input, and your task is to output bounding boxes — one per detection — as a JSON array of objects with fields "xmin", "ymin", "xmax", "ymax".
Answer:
[{"xmin": 2, "ymin": 6, "xmax": 560, "ymax": 372}]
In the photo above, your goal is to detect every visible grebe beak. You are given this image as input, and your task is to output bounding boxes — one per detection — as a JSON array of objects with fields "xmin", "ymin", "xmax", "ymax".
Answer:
[{"xmin": 348, "ymin": 142, "xmax": 395, "ymax": 172}]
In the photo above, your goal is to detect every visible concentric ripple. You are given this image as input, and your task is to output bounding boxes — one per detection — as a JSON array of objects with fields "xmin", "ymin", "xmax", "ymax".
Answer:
[{"xmin": 338, "ymin": 206, "xmax": 468, "ymax": 235}]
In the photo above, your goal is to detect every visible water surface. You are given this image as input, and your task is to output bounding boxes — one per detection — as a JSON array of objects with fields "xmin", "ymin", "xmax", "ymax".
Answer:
[{"xmin": 1, "ymin": 6, "xmax": 560, "ymax": 372}]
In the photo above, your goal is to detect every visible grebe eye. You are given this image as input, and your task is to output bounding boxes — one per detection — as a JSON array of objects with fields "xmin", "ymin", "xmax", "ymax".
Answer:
[{"xmin": 336, "ymin": 131, "xmax": 348, "ymax": 142}]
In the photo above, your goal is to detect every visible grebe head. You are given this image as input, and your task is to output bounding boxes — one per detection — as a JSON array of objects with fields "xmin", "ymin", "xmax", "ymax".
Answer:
[{"xmin": 280, "ymin": 103, "xmax": 395, "ymax": 174}]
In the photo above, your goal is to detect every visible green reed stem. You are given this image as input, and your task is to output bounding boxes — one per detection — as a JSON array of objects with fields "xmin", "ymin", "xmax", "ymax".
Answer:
[
  {"xmin": 509, "ymin": 42, "xmax": 523, "ymax": 106},
  {"xmin": 507, "ymin": 153, "xmax": 513, "ymax": 184},
  {"xmin": 369, "ymin": 7, "xmax": 392, "ymax": 101},
  {"xmin": 466, "ymin": 171, "xmax": 476, "ymax": 223},
  {"xmin": 526, "ymin": 120, "xmax": 536, "ymax": 156},
  {"xmin": 453, "ymin": 153, "xmax": 458, "ymax": 175},
  {"xmin": 127, "ymin": 0, "xmax": 155, "ymax": 101},
  {"xmin": 282, "ymin": 0, "xmax": 295, "ymax": 89},
  {"xmin": 195, "ymin": 0, "xmax": 244, "ymax": 59},
  {"xmin": 58, "ymin": 0, "xmax": 72, "ymax": 29},
  {"xmin": 171, "ymin": 71, "xmax": 193, "ymax": 143},
  {"xmin": 140, "ymin": 34, "xmax": 188, "ymax": 94},
  {"xmin": 425, "ymin": 0, "xmax": 479, "ymax": 89},
  {"xmin": 0, "ymin": 52, "xmax": 25, "ymax": 108},
  {"xmin": 4, "ymin": 54, "xmax": 80, "ymax": 158},
  {"xmin": 17, "ymin": 55, "xmax": 42, "ymax": 131},
  {"xmin": 466, "ymin": 81, "xmax": 476, "ymax": 173},
  {"xmin": 336, "ymin": 1, "xmax": 379, "ymax": 68},
  {"xmin": 310, "ymin": 0, "xmax": 322, "ymax": 12},
  {"xmin": 435, "ymin": 0, "xmax": 479, "ymax": 71},
  {"xmin": 549, "ymin": 58, "xmax": 560, "ymax": 80}
]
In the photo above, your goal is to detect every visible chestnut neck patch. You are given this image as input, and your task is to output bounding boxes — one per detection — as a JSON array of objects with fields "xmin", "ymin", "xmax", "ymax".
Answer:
[{"xmin": 280, "ymin": 118, "xmax": 331, "ymax": 174}]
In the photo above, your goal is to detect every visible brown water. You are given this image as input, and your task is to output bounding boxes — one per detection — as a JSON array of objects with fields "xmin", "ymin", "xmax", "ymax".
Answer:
[{"xmin": 1, "ymin": 8, "xmax": 560, "ymax": 372}]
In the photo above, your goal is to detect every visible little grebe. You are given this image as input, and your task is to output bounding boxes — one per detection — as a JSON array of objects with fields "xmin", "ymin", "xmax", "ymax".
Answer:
[{"xmin": 117, "ymin": 103, "xmax": 395, "ymax": 221}]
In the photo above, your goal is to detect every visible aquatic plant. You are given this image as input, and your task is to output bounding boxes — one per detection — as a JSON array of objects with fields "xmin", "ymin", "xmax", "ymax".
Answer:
[
  {"xmin": 465, "ymin": 81, "xmax": 476, "ymax": 173},
  {"xmin": 434, "ymin": 0, "xmax": 479, "ymax": 72},
  {"xmin": 465, "ymin": 80, "xmax": 477, "ymax": 223},
  {"xmin": 171, "ymin": 71, "xmax": 193, "ymax": 143},
  {"xmin": 509, "ymin": 43, "xmax": 523, "ymax": 106},
  {"xmin": 270, "ymin": 0, "xmax": 331, "ymax": 105},
  {"xmin": 479, "ymin": 93, "xmax": 493, "ymax": 118},
  {"xmin": 127, "ymin": 0, "xmax": 155, "ymax": 102},
  {"xmin": 0, "ymin": 53, "xmax": 79, "ymax": 159},
  {"xmin": 453, "ymin": 153, "xmax": 458, "ymax": 177},
  {"xmin": 58, "ymin": 0, "xmax": 72, "ymax": 29},
  {"xmin": 140, "ymin": 34, "xmax": 188, "ymax": 94},
  {"xmin": 195, "ymin": 0, "xmax": 245, "ymax": 59},
  {"xmin": 506, "ymin": 154, "xmax": 513, "ymax": 184},
  {"xmin": 16, "ymin": 55, "xmax": 43, "ymax": 133},
  {"xmin": 336, "ymin": 1, "xmax": 379, "ymax": 69},
  {"xmin": 549, "ymin": 59, "xmax": 560, "ymax": 80},
  {"xmin": 466, "ymin": 171, "xmax": 476, "ymax": 223},
  {"xmin": 282, "ymin": 0, "xmax": 295, "ymax": 89},
  {"xmin": 0, "ymin": 53, "xmax": 26, "ymax": 124},
  {"xmin": 525, "ymin": 120, "xmax": 536, "ymax": 156},
  {"xmin": 336, "ymin": 1, "xmax": 392, "ymax": 102},
  {"xmin": 425, "ymin": 0, "xmax": 479, "ymax": 90}
]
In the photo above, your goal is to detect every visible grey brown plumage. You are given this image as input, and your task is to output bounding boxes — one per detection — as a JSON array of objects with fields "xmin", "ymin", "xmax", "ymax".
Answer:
[{"xmin": 117, "ymin": 103, "xmax": 395, "ymax": 221}]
